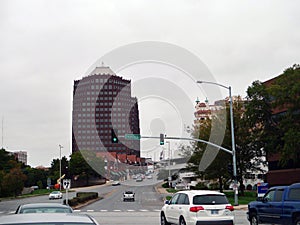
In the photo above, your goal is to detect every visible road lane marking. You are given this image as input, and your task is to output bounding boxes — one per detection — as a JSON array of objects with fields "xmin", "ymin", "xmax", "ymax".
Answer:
[
  {"xmin": 100, "ymin": 210, "xmax": 108, "ymax": 212},
  {"xmin": 140, "ymin": 209, "xmax": 149, "ymax": 211},
  {"xmin": 127, "ymin": 210, "xmax": 135, "ymax": 212},
  {"xmin": 87, "ymin": 210, "xmax": 94, "ymax": 212},
  {"xmin": 113, "ymin": 210, "xmax": 121, "ymax": 212},
  {"xmin": 74, "ymin": 210, "xmax": 81, "ymax": 212}
]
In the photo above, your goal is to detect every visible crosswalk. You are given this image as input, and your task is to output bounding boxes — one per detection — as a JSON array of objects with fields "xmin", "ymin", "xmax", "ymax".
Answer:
[
  {"xmin": 74, "ymin": 209, "xmax": 161, "ymax": 213},
  {"xmin": 0, "ymin": 209, "xmax": 161, "ymax": 215}
]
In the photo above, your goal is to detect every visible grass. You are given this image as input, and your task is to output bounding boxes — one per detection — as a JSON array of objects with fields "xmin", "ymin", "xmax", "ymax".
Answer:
[
  {"xmin": 0, "ymin": 189, "xmax": 70, "ymax": 201},
  {"xmin": 225, "ymin": 191, "xmax": 257, "ymax": 205}
]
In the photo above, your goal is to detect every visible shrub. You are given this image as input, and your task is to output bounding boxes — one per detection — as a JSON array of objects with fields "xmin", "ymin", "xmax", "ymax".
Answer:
[{"xmin": 65, "ymin": 192, "xmax": 99, "ymax": 207}]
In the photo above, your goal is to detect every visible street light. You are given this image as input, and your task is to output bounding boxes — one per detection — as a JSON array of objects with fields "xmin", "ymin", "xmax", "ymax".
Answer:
[
  {"xmin": 166, "ymin": 141, "xmax": 171, "ymax": 188},
  {"xmin": 59, "ymin": 144, "xmax": 63, "ymax": 191},
  {"xmin": 196, "ymin": 80, "xmax": 238, "ymax": 206}
]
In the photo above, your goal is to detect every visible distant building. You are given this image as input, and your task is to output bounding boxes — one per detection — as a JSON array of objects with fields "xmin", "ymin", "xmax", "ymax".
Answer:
[
  {"xmin": 194, "ymin": 97, "xmax": 224, "ymax": 126},
  {"xmin": 12, "ymin": 151, "xmax": 27, "ymax": 165},
  {"xmin": 72, "ymin": 66, "xmax": 140, "ymax": 157}
]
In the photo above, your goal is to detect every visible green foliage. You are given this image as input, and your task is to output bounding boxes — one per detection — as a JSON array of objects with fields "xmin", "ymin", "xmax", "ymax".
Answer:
[
  {"xmin": 65, "ymin": 192, "xmax": 99, "ymax": 206},
  {"xmin": 246, "ymin": 65, "xmax": 300, "ymax": 168},
  {"xmin": 225, "ymin": 191, "xmax": 257, "ymax": 205},
  {"xmin": 267, "ymin": 65, "xmax": 300, "ymax": 167},
  {"xmin": 0, "ymin": 149, "xmax": 27, "ymax": 197},
  {"xmin": 162, "ymin": 182, "xmax": 169, "ymax": 188}
]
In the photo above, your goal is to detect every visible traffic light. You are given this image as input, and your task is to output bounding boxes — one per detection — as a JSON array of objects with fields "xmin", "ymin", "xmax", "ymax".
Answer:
[
  {"xmin": 160, "ymin": 133, "xmax": 164, "ymax": 145},
  {"xmin": 111, "ymin": 129, "xmax": 118, "ymax": 143}
]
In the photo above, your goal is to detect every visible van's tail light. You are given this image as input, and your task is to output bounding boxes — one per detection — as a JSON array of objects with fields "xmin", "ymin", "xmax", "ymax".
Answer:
[
  {"xmin": 225, "ymin": 205, "xmax": 234, "ymax": 211},
  {"xmin": 189, "ymin": 206, "xmax": 204, "ymax": 212}
]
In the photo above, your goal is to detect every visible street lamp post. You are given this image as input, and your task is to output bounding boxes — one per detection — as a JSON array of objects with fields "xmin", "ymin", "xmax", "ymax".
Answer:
[
  {"xmin": 166, "ymin": 141, "xmax": 171, "ymax": 187},
  {"xmin": 196, "ymin": 81, "xmax": 238, "ymax": 206},
  {"xmin": 59, "ymin": 144, "xmax": 63, "ymax": 191}
]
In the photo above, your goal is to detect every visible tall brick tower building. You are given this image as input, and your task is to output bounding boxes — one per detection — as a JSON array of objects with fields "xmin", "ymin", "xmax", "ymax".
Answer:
[{"xmin": 72, "ymin": 66, "xmax": 140, "ymax": 157}]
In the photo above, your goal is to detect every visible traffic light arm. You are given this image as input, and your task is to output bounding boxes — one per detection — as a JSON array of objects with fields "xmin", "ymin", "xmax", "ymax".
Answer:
[{"xmin": 141, "ymin": 135, "xmax": 233, "ymax": 155}]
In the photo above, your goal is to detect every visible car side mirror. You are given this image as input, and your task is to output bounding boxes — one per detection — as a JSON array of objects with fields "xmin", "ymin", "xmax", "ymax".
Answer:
[{"xmin": 165, "ymin": 200, "xmax": 170, "ymax": 204}]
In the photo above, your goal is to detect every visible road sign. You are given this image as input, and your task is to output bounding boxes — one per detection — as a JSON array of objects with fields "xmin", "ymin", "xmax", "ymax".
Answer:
[
  {"xmin": 257, "ymin": 182, "xmax": 268, "ymax": 197},
  {"xmin": 124, "ymin": 134, "xmax": 141, "ymax": 140},
  {"xmin": 63, "ymin": 179, "xmax": 71, "ymax": 189}
]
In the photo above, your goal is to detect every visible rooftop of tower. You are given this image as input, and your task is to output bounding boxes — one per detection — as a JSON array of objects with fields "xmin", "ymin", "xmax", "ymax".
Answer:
[{"xmin": 89, "ymin": 66, "xmax": 116, "ymax": 76}]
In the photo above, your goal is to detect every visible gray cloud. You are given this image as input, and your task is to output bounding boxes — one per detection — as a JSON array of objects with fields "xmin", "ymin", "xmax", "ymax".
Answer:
[{"xmin": 0, "ymin": 0, "xmax": 299, "ymax": 166}]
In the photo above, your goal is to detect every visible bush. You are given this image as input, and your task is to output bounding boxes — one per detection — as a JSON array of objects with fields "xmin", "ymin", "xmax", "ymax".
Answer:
[
  {"xmin": 64, "ymin": 192, "xmax": 99, "ymax": 207},
  {"xmin": 194, "ymin": 182, "xmax": 209, "ymax": 190},
  {"xmin": 162, "ymin": 182, "xmax": 169, "ymax": 188}
]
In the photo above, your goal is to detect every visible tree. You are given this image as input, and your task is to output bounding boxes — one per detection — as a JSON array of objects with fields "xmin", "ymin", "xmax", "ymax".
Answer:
[
  {"xmin": 245, "ymin": 65, "xmax": 300, "ymax": 169},
  {"xmin": 1, "ymin": 166, "xmax": 27, "ymax": 197},
  {"xmin": 267, "ymin": 64, "xmax": 300, "ymax": 167},
  {"xmin": 69, "ymin": 151, "xmax": 104, "ymax": 185},
  {"xmin": 188, "ymin": 96, "xmax": 267, "ymax": 194},
  {"xmin": 188, "ymin": 117, "xmax": 231, "ymax": 192}
]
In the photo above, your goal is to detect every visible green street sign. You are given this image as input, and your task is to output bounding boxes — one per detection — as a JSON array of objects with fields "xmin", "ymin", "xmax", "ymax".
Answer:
[{"xmin": 125, "ymin": 134, "xmax": 141, "ymax": 140}]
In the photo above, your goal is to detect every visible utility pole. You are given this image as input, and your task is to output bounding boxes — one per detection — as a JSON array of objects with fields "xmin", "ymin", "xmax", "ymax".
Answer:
[{"xmin": 59, "ymin": 144, "xmax": 63, "ymax": 191}]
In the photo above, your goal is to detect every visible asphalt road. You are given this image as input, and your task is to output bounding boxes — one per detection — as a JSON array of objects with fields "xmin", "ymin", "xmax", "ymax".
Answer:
[{"xmin": 0, "ymin": 178, "xmax": 250, "ymax": 224}]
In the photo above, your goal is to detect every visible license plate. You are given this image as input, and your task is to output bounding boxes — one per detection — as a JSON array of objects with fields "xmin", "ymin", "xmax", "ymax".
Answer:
[{"xmin": 211, "ymin": 210, "xmax": 219, "ymax": 215}]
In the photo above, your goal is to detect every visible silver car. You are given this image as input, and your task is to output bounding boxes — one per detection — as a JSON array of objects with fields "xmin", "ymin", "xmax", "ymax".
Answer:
[
  {"xmin": 15, "ymin": 203, "xmax": 73, "ymax": 213},
  {"xmin": 0, "ymin": 213, "xmax": 99, "ymax": 225}
]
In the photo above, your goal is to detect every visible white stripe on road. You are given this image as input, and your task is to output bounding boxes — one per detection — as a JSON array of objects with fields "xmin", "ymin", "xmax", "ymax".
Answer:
[
  {"xmin": 100, "ymin": 210, "xmax": 108, "ymax": 212},
  {"xmin": 140, "ymin": 209, "xmax": 149, "ymax": 212},
  {"xmin": 87, "ymin": 210, "xmax": 94, "ymax": 212},
  {"xmin": 127, "ymin": 210, "xmax": 135, "ymax": 212},
  {"xmin": 74, "ymin": 210, "xmax": 81, "ymax": 212},
  {"xmin": 113, "ymin": 210, "xmax": 121, "ymax": 212}
]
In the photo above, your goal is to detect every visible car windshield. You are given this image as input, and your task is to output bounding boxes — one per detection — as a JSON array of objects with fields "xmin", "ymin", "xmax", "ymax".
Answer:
[
  {"xmin": 193, "ymin": 194, "xmax": 229, "ymax": 205},
  {"xmin": 125, "ymin": 191, "xmax": 133, "ymax": 194},
  {"xmin": 20, "ymin": 208, "xmax": 72, "ymax": 213}
]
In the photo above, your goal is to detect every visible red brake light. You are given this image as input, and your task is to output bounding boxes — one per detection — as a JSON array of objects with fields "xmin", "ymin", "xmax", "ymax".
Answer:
[
  {"xmin": 225, "ymin": 205, "xmax": 234, "ymax": 211},
  {"xmin": 189, "ymin": 206, "xmax": 204, "ymax": 212}
]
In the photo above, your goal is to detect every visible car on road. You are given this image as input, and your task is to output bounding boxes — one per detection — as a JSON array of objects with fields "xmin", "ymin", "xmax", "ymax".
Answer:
[
  {"xmin": 123, "ymin": 190, "xmax": 135, "ymax": 201},
  {"xmin": 0, "ymin": 213, "xmax": 99, "ymax": 225},
  {"xmin": 247, "ymin": 182, "xmax": 300, "ymax": 225},
  {"xmin": 146, "ymin": 175, "xmax": 153, "ymax": 179},
  {"xmin": 15, "ymin": 203, "xmax": 73, "ymax": 214},
  {"xmin": 136, "ymin": 176, "xmax": 143, "ymax": 182},
  {"xmin": 49, "ymin": 190, "xmax": 63, "ymax": 199},
  {"xmin": 111, "ymin": 180, "xmax": 121, "ymax": 186},
  {"xmin": 161, "ymin": 190, "xmax": 235, "ymax": 225}
]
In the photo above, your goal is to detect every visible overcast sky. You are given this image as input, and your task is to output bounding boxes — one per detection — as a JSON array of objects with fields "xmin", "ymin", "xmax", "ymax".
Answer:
[{"xmin": 0, "ymin": 0, "xmax": 299, "ymax": 167}]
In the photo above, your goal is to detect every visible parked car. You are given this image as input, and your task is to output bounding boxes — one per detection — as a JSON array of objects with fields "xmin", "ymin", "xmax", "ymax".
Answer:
[
  {"xmin": 248, "ymin": 182, "xmax": 300, "ymax": 225},
  {"xmin": 123, "ymin": 190, "xmax": 135, "ymax": 201},
  {"xmin": 15, "ymin": 203, "xmax": 73, "ymax": 214},
  {"xmin": 161, "ymin": 190, "xmax": 234, "ymax": 225},
  {"xmin": 0, "ymin": 213, "xmax": 99, "ymax": 225},
  {"xmin": 136, "ymin": 176, "xmax": 143, "ymax": 182},
  {"xmin": 49, "ymin": 191, "xmax": 63, "ymax": 200}
]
